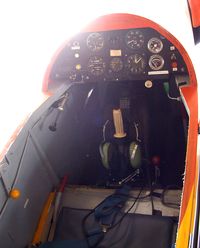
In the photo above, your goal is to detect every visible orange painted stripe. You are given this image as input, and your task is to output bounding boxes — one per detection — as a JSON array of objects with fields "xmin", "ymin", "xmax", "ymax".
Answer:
[
  {"xmin": 179, "ymin": 86, "xmax": 198, "ymax": 222},
  {"xmin": 176, "ymin": 185, "xmax": 195, "ymax": 247},
  {"xmin": 176, "ymin": 158, "xmax": 199, "ymax": 247},
  {"xmin": 32, "ymin": 191, "xmax": 56, "ymax": 245}
]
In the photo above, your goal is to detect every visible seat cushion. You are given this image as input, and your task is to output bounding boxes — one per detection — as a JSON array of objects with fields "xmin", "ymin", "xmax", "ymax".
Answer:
[{"xmin": 53, "ymin": 207, "xmax": 175, "ymax": 248}]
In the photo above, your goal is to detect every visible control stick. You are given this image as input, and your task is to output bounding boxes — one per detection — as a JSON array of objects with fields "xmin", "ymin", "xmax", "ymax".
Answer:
[{"xmin": 113, "ymin": 109, "xmax": 126, "ymax": 138}]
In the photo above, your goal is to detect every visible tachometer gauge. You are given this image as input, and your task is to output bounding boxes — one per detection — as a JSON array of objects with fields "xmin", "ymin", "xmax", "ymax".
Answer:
[
  {"xmin": 88, "ymin": 56, "xmax": 106, "ymax": 76},
  {"xmin": 110, "ymin": 57, "xmax": 123, "ymax": 72},
  {"xmin": 127, "ymin": 54, "xmax": 146, "ymax": 74},
  {"xmin": 125, "ymin": 30, "xmax": 144, "ymax": 49},
  {"xmin": 86, "ymin": 33, "xmax": 104, "ymax": 52},
  {"xmin": 149, "ymin": 55, "xmax": 164, "ymax": 70},
  {"xmin": 147, "ymin": 38, "xmax": 163, "ymax": 53}
]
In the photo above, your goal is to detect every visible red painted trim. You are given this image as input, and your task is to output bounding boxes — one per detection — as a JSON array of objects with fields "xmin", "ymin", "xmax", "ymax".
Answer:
[
  {"xmin": 59, "ymin": 175, "xmax": 68, "ymax": 192},
  {"xmin": 188, "ymin": 0, "xmax": 200, "ymax": 27}
]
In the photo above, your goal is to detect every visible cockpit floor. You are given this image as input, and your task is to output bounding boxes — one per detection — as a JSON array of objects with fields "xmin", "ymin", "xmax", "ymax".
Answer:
[
  {"xmin": 61, "ymin": 185, "xmax": 181, "ymax": 217},
  {"xmin": 43, "ymin": 186, "xmax": 180, "ymax": 247}
]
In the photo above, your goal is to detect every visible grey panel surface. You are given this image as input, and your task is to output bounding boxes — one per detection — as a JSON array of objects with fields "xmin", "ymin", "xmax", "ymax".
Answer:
[
  {"xmin": 29, "ymin": 131, "xmax": 59, "ymax": 185},
  {"xmin": 0, "ymin": 179, "xmax": 7, "ymax": 210},
  {"xmin": 0, "ymin": 84, "xmax": 71, "ymax": 193},
  {"xmin": 0, "ymin": 137, "xmax": 53, "ymax": 248},
  {"xmin": 0, "ymin": 84, "xmax": 76, "ymax": 248},
  {"xmin": 31, "ymin": 83, "xmax": 100, "ymax": 183},
  {"xmin": 0, "ymin": 130, "xmax": 29, "ymax": 194}
]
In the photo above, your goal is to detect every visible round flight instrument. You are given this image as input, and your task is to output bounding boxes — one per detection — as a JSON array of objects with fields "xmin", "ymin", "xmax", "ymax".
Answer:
[
  {"xmin": 88, "ymin": 56, "xmax": 106, "ymax": 76},
  {"xmin": 147, "ymin": 37, "xmax": 163, "ymax": 53},
  {"xmin": 125, "ymin": 30, "xmax": 144, "ymax": 49},
  {"xmin": 86, "ymin": 33, "xmax": 104, "ymax": 52},
  {"xmin": 127, "ymin": 54, "xmax": 146, "ymax": 74},
  {"xmin": 68, "ymin": 71, "xmax": 77, "ymax": 82},
  {"xmin": 110, "ymin": 57, "xmax": 123, "ymax": 72},
  {"xmin": 149, "ymin": 55, "xmax": 164, "ymax": 70}
]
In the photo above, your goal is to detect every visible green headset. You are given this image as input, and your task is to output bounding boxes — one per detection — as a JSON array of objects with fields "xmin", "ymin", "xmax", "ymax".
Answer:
[
  {"xmin": 99, "ymin": 109, "xmax": 142, "ymax": 171},
  {"xmin": 99, "ymin": 142, "xmax": 114, "ymax": 170},
  {"xmin": 99, "ymin": 141, "xmax": 142, "ymax": 170}
]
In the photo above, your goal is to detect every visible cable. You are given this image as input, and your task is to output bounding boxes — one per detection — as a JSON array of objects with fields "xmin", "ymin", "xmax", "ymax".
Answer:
[
  {"xmin": 107, "ymin": 187, "xmax": 143, "ymax": 230},
  {"xmin": 133, "ymin": 122, "xmax": 141, "ymax": 142},
  {"xmin": 102, "ymin": 120, "xmax": 109, "ymax": 142},
  {"xmin": 113, "ymin": 191, "xmax": 151, "ymax": 201},
  {"xmin": 167, "ymin": 94, "xmax": 181, "ymax": 102},
  {"xmin": 150, "ymin": 190, "xmax": 155, "ymax": 215},
  {"xmin": 142, "ymin": 158, "xmax": 155, "ymax": 215}
]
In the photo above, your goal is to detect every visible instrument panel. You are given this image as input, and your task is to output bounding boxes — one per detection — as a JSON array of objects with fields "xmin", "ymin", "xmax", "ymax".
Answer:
[{"xmin": 49, "ymin": 28, "xmax": 188, "ymax": 85}]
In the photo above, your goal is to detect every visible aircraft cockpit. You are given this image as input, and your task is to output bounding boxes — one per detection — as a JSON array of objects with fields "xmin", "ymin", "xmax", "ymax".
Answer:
[{"xmin": 0, "ymin": 13, "xmax": 198, "ymax": 248}]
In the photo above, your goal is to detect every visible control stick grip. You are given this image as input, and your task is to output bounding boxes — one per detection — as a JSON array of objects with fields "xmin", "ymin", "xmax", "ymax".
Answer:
[{"xmin": 113, "ymin": 109, "xmax": 126, "ymax": 138}]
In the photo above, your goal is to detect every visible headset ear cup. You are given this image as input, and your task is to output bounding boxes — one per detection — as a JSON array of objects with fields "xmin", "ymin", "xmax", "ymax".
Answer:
[
  {"xmin": 99, "ymin": 142, "xmax": 114, "ymax": 169},
  {"xmin": 129, "ymin": 142, "xmax": 142, "ymax": 169}
]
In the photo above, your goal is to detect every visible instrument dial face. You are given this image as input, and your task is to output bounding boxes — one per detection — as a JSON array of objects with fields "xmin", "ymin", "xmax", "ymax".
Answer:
[
  {"xmin": 86, "ymin": 33, "xmax": 104, "ymax": 52},
  {"xmin": 149, "ymin": 55, "xmax": 164, "ymax": 70},
  {"xmin": 127, "ymin": 54, "xmax": 146, "ymax": 74},
  {"xmin": 125, "ymin": 30, "xmax": 144, "ymax": 49},
  {"xmin": 147, "ymin": 37, "xmax": 163, "ymax": 53},
  {"xmin": 88, "ymin": 56, "xmax": 106, "ymax": 76},
  {"xmin": 110, "ymin": 57, "xmax": 123, "ymax": 72},
  {"xmin": 68, "ymin": 71, "xmax": 77, "ymax": 82}
]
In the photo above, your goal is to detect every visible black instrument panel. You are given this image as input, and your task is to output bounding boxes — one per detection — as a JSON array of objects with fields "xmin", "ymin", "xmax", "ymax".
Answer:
[{"xmin": 49, "ymin": 28, "xmax": 188, "ymax": 85}]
